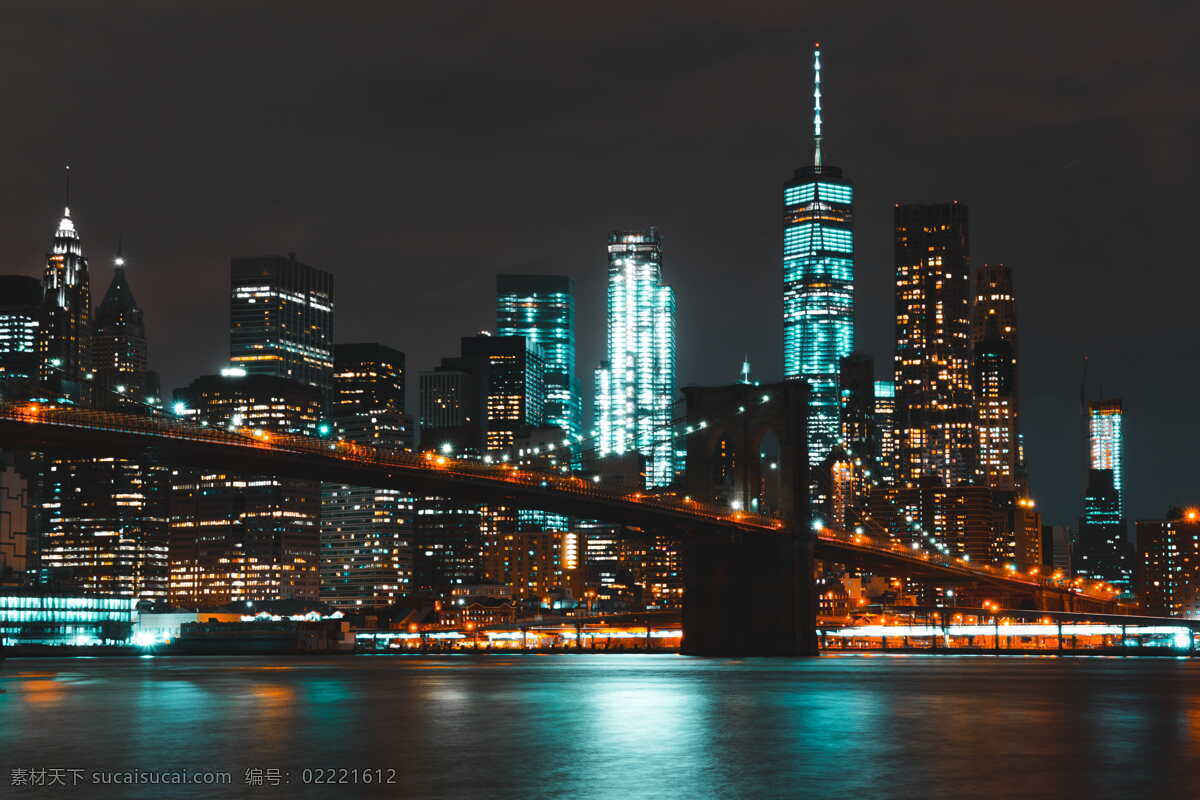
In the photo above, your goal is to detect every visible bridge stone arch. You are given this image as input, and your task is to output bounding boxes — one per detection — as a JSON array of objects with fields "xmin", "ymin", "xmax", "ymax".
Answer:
[
  {"xmin": 681, "ymin": 381, "xmax": 808, "ymax": 523},
  {"xmin": 679, "ymin": 380, "xmax": 816, "ymax": 656}
]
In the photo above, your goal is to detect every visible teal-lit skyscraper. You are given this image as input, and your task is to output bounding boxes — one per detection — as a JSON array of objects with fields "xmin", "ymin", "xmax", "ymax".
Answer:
[
  {"xmin": 783, "ymin": 44, "xmax": 854, "ymax": 466},
  {"xmin": 595, "ymin": 229, "xmax": 677, "ymax": 488},
  {"xmin": 1088, "ymin": 399, "xmax": 1125, "ymax": 518},
  {"xmin": 496, "ymin": 275, "xmax": 581, "ymax": 440}
]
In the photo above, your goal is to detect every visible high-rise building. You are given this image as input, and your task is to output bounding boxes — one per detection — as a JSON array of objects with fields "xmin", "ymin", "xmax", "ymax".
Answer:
[
  {"xmin": 169, "ymin": 373, "xmax": 323, "ymax": 606},
  {"xmin": 873, "ymin": 380, "xmax": 897, "ymax": 486},
  {"xmin": 35, "ymin": 240, "xmax": 170, "ymax": 601},
  {"xmin": 36, "ymin": 175, "xmax": 91, "ymax": 404},
  {"xmin": 420, "ymin": 335, "xmax": 544, "ymax": 455},
  {"xmin": 1087, "ymin": 399, "xmax": 1125, "ymax": 519},
  {"xmin": 972, "ymin": 263, "xmax": 1020, "ymax": 490},
  {"xmin": 1137, "ymin": 508, "xmax": 1200, "ymax": 617},
  {"xmin": 320, "ymin": 343, "xmax": 414, "ymax": 610},
  {"xmin": 229, "ymin": 254, "xmax": 334, "ymax": 393},
  {"xmin": 838, "ymin": 353, "xmax": 874, "ymax": 461},
  {"xmin": 894, "ymin": 202, "xmax": 976, "ymax": 487},
  {"xmin": 496, "ymin": 275, "xmax": 581, "ymax": 440},
  {"xmin": 90, "ymin": 247, "xmax": 161, "ymax": 412},
  {"xmin": 783, "ymin": 44, "xmax": 855, "ymax": 467},
  {"xmin": 329, "ymin": 343, "xmax": 413, "ymax": 449},
  {"xmin": 1075, "ymin": 468, "xmax": 1131, "ymax": 590},
  {"xmin": 0, "ymin": 276, "xmax": 42, "ymax": 401},
  {"xmin": 594, "ymin": 229, "xmax": 677, "ymax": 488}
]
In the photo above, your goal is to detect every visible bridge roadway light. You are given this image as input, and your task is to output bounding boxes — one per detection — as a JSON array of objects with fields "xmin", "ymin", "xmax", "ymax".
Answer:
[
  {"xmin": 811, "ymin": 519, "xmax": 823, "ymax": 531},
  {"xmin": 440, "ymin": 442, "xmax": 453, "ymax": 455}
]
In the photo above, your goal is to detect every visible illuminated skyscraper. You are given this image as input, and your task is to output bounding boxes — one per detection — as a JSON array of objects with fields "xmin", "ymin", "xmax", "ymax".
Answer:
[
  {"xmin": 38, "ymin": 248, "xmax": 168, "ymax": 600},
  {"xmin": 783, "ymin": 44, "xmax": 855, "ymax": 466},
  {"xmin": 36, "ymin": 169, "xmax": 91, "ymax": 404},
  {"xmin": 0, "ymin": 276, "xmax": 42, "ymax": 401},
  {"xmin": 321, "ymin": 343, "xmax": 414, "ymax": 610},
  {"xmin": 1076, "ymin": 468, "xmax": 1131, "ymax": 589},
  {"xmin": 972, "ymin": 263, "xmax": 1021, "ymax": 490},
  {"xmin": 872, "ymin": 380, "xmax": 897, "ymax": 487},
  {"xmin": 229, "ymin": 254, "xmax": 334, "ymax": 393},
  {"xmin": 1088, "ymin": 399, "xmax": 1125, "ymax": 518},
  {"xmin": 496, "ymin": 275, "xmax": 581, "ymax": 440},
  {"xmin": 595, "ymin": 229, "xmax": 677, "ymax": 488},
  {"xmin": 894, "ymin": 202, "xmax": 976, "ymax": 487},
  {"xmin": 1137, "ymin": 509, "xmax": 1200, "ymax": 617},
  {"xmin": 169, "ymin": 373, "xmax": 323, "ymax": 606},
  {"xmin": 90, "ymin": 246, "xmax": 161, "ymax": 412}
]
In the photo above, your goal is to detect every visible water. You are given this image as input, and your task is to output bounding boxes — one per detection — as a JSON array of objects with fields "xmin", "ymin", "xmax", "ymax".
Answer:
[{"xmin": 3, "ymin": 654, "xmax": 1199, "ymax": 799}]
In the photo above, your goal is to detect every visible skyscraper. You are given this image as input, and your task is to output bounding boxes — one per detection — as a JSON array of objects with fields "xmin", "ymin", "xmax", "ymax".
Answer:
[
  {"xmin": 873, "ymin": 379, "xmax": 897, "ymax": 486},
  {"xmin": 1137, "ymin": 509, "xmax": 1200, "ymax": 617},
  {"xmin": 595, "ymin": 229, "xmax": 677, "ymax": 488},
  {"xmin": 894, "ymin": 202, "xmax": 976, "ymax": 487},
  {"xmin": 169, "ymin": 373, "xmax": 323, "ymax": 606},
  {"xmin": 0, "ymin": 275, "xmax": 43, "ymax": 401},
  {"xmin": 90, "ymin": 246, "xmax": 161, "ymax": 412},
  {"xmin": 229, "ymin": 254, "xmax": 334, "ymax": 393},
  {"xmin": 783, "ymin": 44, "xmax": 855, "ymax": 467},
  {"xmin": 972, "ymin": 263, "xmax": 1021, "ymax": 490},
  {"xmin": 1076, "ymin": 468, "xmax": 1131, "ymax": 589},
  {"xmin": 420, "ymin": 335, "xmax": 544, "ymax": 455},
  {"xmin": 496, "ymin": 275, "xmax": 581, "ymax": 440},
  {"xmin": 36, "ymin": 171, "xmax": 91, "ymax": 404},
  {"xmin": 38, "ymin": 249, "xmax": 168, "ymax": 600},
  {"xmin": 321, "ymin": 343, "xmax": 414, "ymax": 610},
  {"xmin": 1088, "ymin": 399, "xmax": 1125, "ymax": 519}
]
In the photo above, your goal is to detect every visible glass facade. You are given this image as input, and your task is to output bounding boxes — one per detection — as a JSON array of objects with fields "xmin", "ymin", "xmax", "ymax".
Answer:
[
  {"xmin": 1076, "ymin": 468, "xmax": 1131, "ymax": 589},
  {"xmin": 1088, "ymin": 399, "xmax": 1124, "ymax": 519},
  {"xmin": 321, "ymin": 343, "xmax": 414, "ymax": 610},
  {"xmin": 229, "ymin": 254, "xmax": 334, "ymax": 394},
  {"xmin": 496, "ymin": 275, "xmax": 581, "ymax": 440},
  {"xmin": 0, "ymin": 275, "xmax": 42, "ymax": 400},
  {"xmin": 894, "ymin": 202, "xmax": 977, "ymax": 487},
  {"xmin": 784, "ymin": 45, "xmax": 855, "ymax": 468},
  {"xmin": 972, "ymin": 263, "xmax": 1020, "ymax": 490},
  {"xmin": 594, "ymin": 229, "xmax": 677, "ymax": 488},
  {"xmin": 0, "ymin": 595, "xmax": 136, "ymax": 646}
]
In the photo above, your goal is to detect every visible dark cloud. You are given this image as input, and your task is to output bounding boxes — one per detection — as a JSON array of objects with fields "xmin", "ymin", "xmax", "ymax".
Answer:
[{"xmin": 1, "ymin": 0, "xmax": 1196, "ymax": 526}]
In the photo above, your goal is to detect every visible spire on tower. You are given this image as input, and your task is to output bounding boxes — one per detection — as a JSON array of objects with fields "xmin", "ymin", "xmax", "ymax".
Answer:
[
  {"xmin": 114, "ymin": 235, "xmax": 125, "ymax": 268},
  {"xmin": 812, "ymin": 43, "xmax": 823, "ymax": 168},
  {"xmin": 64, "ymin": 164, "xmax": 71, "ymax": 217}
]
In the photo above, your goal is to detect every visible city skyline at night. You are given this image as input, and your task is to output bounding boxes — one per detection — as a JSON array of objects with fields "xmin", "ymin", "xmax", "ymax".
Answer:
[{"xmin": 0, "ymin": 8, "xmax": 1194, "ymax": 532}]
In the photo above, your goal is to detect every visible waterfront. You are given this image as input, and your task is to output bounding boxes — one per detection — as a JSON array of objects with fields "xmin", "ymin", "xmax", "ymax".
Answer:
[{"xmin": 3, "ymin": 655, "xmax": 1200, "ymax": 799}]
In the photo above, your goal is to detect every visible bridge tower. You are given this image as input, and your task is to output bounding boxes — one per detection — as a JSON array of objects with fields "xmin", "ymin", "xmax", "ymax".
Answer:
[{"xmin": 679, "ymin": 380, "xmax": 816, "ymax": 656}]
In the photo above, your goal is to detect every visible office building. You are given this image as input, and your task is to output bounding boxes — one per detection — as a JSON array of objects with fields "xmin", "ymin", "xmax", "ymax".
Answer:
[
  {"xmin": 838, "ymin": 353, "xmax": 874, "ymax": 461},
  {"xmin": 0, "ymin": 275, "xmax": 42, "ymax": 401},
  {"xmin": 90, "ymin": 247, "xmax": 161, "ymax": 412},
  {"xmin": 594, "ymin": 229, "xmax": 677, "ymax": 488},
  {"xmin": 37, "ymin": 250, "xmax": 168, "ymax": 600},
  {"xmin": 321, "ymin": 343, "xmax": 414, "ymax": 610},
  {"xmin": 229, "ymin": 254, "xmax": 334, "ymax": 393},
  {"xmin": 1087, "ymin": 399, "xmax": 1125, "ymax": 519},
  {"xmin": 783, "ymin": 44, "xmax": 855, "ymax": 467},
  {"xmin": 169, "ymin": 373, "xmax": 323, "ymax": 606},
  {"xmin": 894, "ymin": 202, "xmax": 976, "ymax": 487},
  {"xmin": 36, "ymin": 179, "xmax": 91, "ymax": 404},
  {"xmin": 496, "ymin": 275, "xmax": 581, "ymax": 440},
  {"xmin": 1075, "ymin": 468, "xmax": 1132, "ymax": 590},
  {"xmin": 421, "ymin": 335, "xmax": 544, "ymax": 455},
  {"xmin": 972, "ymin": 263, "xmax": 1020, "ymax": 490},
  {"xmin": 873, "ymin": 380, "xmax": 897, "ymax": 486},
  {"xmin": 1137, "ymin": 509, "xmax": 1200, "ymax": 617}
]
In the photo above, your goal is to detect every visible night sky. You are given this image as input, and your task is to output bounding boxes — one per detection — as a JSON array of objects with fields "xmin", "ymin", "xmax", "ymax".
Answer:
[{"xmin": 2, "ymin": 2, "xmax": 1196, "ymax": 527}]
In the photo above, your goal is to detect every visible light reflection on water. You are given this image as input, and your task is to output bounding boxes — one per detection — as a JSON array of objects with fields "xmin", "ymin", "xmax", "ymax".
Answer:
[{"xmin": 1, "ymin": 654, "xmax": 1199, "ymax": 799}]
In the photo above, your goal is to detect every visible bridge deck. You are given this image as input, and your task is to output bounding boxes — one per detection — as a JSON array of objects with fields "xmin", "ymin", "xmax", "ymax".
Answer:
[{"xmin": 0, "ymin": 402, "xmax": 1120, "ymax": 608}]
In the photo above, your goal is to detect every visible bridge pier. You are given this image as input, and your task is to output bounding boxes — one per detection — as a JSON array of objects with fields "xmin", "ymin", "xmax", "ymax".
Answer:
[{"xmin": 680, "ymin": 530, "xmax": 817, "ymax": 656}]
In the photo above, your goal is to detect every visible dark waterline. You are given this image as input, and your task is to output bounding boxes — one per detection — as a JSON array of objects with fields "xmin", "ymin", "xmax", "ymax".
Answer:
[{"xmin": 3, "ymin": 654, "xmax": 1199, "ymax": 799}]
